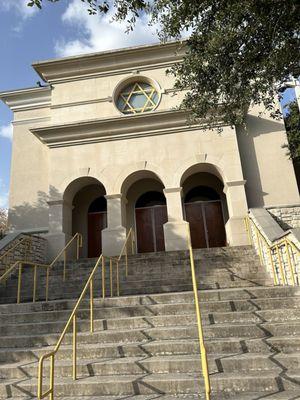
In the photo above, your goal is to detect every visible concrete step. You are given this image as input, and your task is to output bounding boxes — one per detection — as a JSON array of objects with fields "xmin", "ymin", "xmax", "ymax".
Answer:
[
  {"xmin": 4, "ymin": 393, "xmax": 300, "ymax": 400},
  {"xmin": 1, "ymin": 321, "xmax": 300, "ymax": 349},
  {"xmin": 1, "ymin": 335, "xmax": 299, "ymax": 365},
  {"xmin": 2, "ymin": 352, "xmax": 300, "ymax": 380},
  {"xmin": 1, "ymin": 308, "xmax": 300, "ymax": 337},
  {"xmin": 1, "ymin": 370, "xmax": 300, "ymax": 397},
  {"xmin": 0, "ymin": 294, "xmax": 299, "ymax": 325},
  {"xmin": 0, "ymin": 286, "xmax": 299, "ymax": 313}
]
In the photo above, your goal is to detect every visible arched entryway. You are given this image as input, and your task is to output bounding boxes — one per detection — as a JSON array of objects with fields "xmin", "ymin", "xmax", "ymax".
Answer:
[
  {"xmin": 87, "ymin": 196, "xmax": 107, "ymax": 257},
  {"xmin": 121, "ymin": 171, "xmax": 167, "ymax": 254},
  {"xmin": 182, "ymin": 170, "xmax": 228, "ymax": 249},
  {"xmin": 63, "ymin": 177, "xmax": 106, "ymax": 258},
  {"xmin": 135, "ymin": 191, "xmax": 167, "ymax": 253}
]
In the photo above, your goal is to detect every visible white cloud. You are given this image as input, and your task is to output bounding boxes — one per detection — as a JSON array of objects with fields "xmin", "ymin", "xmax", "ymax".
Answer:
[
  {"xmin": 55, "ymin": 0, "xmax": 160, "ymax": 57},
  {"xmin": 0, "ymin": 0, "xmax": 38, "ymax": 19},
  {"xmin": 0, "ymin": 124, "xmax": 13, "ymax": 141}
]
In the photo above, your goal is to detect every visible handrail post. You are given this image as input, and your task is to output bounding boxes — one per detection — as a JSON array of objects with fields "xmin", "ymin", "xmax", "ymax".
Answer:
[
  {"xmin": 276, "ymin": 245, "xmax": 286, "ymax": 285},
  {"xmin": 110, "ymin": 258, "xmax": 113, "ymax": 297},
  {"xmin": 38, "ymin": 357, "xmax": 43, "ymax": 399},
  {"xmin": 116, "ymin": 260, "xmax": 120, "ymax": 296},
  {"xmin": 73, "ymin": 314, "xmax": 77, "ymax": 380},
  {"xmin": 33, "ymin": 265, "xmax": 37, "ymax": 303},
  {"xmin": 102, "ymin": 256, "xmax": 105, "ymax": 299},
  {"xmin": 268, "ymin": 247, "xmax": 278, "ymax": 285},
  {"xmin": 125, "ymin": 246, "xmax": 128, "ymax": 277},
  {"xmin": 76, "ymin": 234, "xmax": 80, "ymax": 260},
  {"xmin": 90, "ymin": 279, "xmax": 94, "ymax": 333},
  {"xmin": 50, "ymin": 354, "xmax": 54, "ymax": 400},
  {"xmin": 17, "ymin": 263, "xmax": 22, "ymax": 304},
  {"xmin": 255, "ymin": 226, "xmax": 264, "ymax": 266},
  {"xmin": 131, "ymin": 229, "xmax": 135, "ymax": 255},
  {"xmin": 63, "ymin": 250, "xmax": 67, "ymax": 282},
  {"xmin": 285, "ymin": 240, "xmax": 295, "ymax": 286},
  {"xmin": 244, "ymin": 217, "xmax": 252, "ymax": 245},
  {"xmin": 46, "ymin": 267, "xmax": 50, "ymax": 302}
]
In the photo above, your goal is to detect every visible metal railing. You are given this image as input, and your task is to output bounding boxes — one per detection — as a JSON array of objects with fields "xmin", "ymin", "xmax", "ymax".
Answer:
[
  {"xmin": 244, "ymin": 215, "xmax": 300, "ymax": 286},
  {"xmin": 186, "ymin": 226, "xmax": 211, "ymax": 400},
  {"xmin": 108, "ymin": 227, "xmax": 135, "ymax": 296},
  {"xmin": 37, "ymin": 228, "xmax": 135, "ymax": 399},
  {"xmin": 0, "ymin": 233, "xmax": 82, "ymax": 303}
]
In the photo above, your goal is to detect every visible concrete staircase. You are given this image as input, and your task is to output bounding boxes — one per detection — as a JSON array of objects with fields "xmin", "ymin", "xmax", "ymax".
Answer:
[{"xmin": 0, "ymin": 246, "xmax": 299, "ymax": 398}]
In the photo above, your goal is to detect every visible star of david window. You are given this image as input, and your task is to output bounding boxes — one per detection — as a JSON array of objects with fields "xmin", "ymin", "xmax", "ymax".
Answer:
[{"xmin": 116, "ymin": 81, "xmax": 159, "ymax": 114}]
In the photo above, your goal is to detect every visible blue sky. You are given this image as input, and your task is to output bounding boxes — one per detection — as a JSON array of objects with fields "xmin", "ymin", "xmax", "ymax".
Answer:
[
  {"xmin": 0, "ymin": 0, "xmax": 296, "ymax": 209},
  {"xmin": 0, "ymin": 0, "xmax": 161, "ymax": 209}
]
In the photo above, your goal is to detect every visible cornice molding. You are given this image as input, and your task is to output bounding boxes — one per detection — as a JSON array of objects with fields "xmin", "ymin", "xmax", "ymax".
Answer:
[
  {"xmin": 12, "ymin": 116, "xmax": 51, "ymax": 126},
  {"xmin": 33, "ymin": 41, "xmax": 185, "ymax": 83},
  {"xmin": 30, "ymin": 109, "xmax": 198, "ymax": 148},
  {"xmin": 0, "ymin": 86, "xmax": 51, "ymax": 111},
  {"xmin": 50, "ymin": 86, "xmax": 174, "ymax": 110},
  {"xmin": 50, "ymin": 96, "xmax": 111, "ymax": 110}
]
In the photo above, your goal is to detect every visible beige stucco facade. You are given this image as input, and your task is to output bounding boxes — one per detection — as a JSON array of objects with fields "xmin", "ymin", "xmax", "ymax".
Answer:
[{"xmin": 1, "ymin": 42, "xmax": 299, "ymax": 259}]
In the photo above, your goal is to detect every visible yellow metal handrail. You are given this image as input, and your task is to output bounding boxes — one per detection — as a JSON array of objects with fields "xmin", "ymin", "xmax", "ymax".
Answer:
[
  {"xmin": 38, "ymin": 254, "xmax": 105, "ymax": 400},
  {"xmin": 37, "ymin": 227, "xmax": 135, "ymax": 399},
  {"xmin": 244, "ymin": 215, "xmax": 300, "ymax": 286},
  {"xmin": 186, "ymin": 225, "xmax": 211, "ymax": 400},
  {"xmin": 48, "ymin": 233, "xmax": 83, "ymax": 281},
  {"xmin": 0, "ymin": 233, "xmax": 83, "ymax": 303},
  {"xmin": 108, "ymin": 227, "xmax": 135, "ymax": 296}
]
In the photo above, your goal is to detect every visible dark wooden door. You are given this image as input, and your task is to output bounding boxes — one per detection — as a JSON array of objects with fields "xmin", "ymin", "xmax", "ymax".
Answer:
[
  {"xmin": 135, "ymin": 205, "xmax": 168, "ymax": 253},
  {"xmin": 204, "ymin": 202, "xmax": 226, "ymax": 247},
  {"xmin": 184, "ymin": 201, "xmax": 226, "ymax": 248},
  {"xmin": 88, "ymin": 212, "xmax": 107, "ymax": 257},
  {"xmin": 185, "ymin": 202, "xmax": 207, "ymax": 249},
  {"xmin": 153, "ymin": 206, "xmax": 168, "ymax": 251},
  {"xmin": 135, "ymin": 207, "xmax": 155, "ymax": 253}
]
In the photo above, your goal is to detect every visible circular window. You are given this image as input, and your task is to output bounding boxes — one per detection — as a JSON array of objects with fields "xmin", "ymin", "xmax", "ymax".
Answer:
[{"xmin": 116, "ymin": 81, "xmax": 159, "ymax": 115}]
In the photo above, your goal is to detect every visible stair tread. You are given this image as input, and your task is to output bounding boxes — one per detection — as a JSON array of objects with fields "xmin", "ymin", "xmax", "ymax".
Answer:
[
  {"xmin": 18, "ymin": 394, "xmax": 300, "ymax": 400},
  {"xmin": 3, "ymin": 369, "xmax": 300, "ymax": 384},
  {"xmin": 2, "ymin": 351, "xmax": 300, "ymax": 371},
  {"xmin": 1, "ymin": 334, "xmax": 299, "ymax": 355},
  {"xmin": 1, "ymin": 307, "xmax": 300, "ymax": 333}
]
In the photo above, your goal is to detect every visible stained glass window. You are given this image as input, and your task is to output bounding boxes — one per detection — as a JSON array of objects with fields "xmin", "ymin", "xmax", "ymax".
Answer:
[{"xmin": 116, "ymin": 82, "xmax": 159, "ymax": 114}]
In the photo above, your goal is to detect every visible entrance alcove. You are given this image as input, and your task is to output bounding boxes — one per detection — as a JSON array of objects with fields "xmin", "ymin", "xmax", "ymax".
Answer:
[
  {"xmin": 181, "ymin": 168, "xmax": 228, "ymax": 249},
  {"xmin": 63, "ymin": 177, "xmax": 106, "ymax": 258},
  {"xmin": 121, "ymin": 172, "xmax": 167, "ymax": 253}
]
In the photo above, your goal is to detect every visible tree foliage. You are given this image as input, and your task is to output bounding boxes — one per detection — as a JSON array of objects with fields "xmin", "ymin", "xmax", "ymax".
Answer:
[
  {"xmin": 28, "ymin": 0, "xmax": 300, "ymax": 128},
  {"xmin": 0, "ymin": 208, "xmax": 8, "ymax": 238},
  {"xmin": 284, "ymin": 100, "xmax": 300, "ymax": 161}
]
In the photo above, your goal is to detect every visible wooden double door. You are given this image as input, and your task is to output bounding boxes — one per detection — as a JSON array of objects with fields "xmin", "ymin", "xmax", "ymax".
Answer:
[
  {"xmin": 135, "ymin": 205, "xmax": 168, "ymax": 253},
  {"xmin": 185, "ymin": 200, "xmax": 226, "ymax": 248},
  {"xmin": 88, "ymin": 211, "xmax": 107, "ymax": 257}
]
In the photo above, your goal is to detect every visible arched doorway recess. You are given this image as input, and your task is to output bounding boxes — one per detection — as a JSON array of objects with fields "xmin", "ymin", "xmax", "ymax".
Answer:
[
  {"xmin": 87, "ymin": 196, "xmax": 107, "ymax": 257},
  {"xmin": 135, "ymin": 191, "xmax": 167, "ymax": 253},
  {"xmin": 121, "ymin": 172, "xmax": 167, "ymax": 254},
  {"xmin": 63, "ymin": 177, "xmax": 106, "ymax": 258},
  {"xmin": 182, "ymin": 172, "xmax": 228, "ymax": 249}
]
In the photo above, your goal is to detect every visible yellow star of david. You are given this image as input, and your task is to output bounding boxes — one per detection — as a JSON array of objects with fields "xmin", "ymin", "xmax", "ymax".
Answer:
[{"xmin": 118, "ymin": 82, "xmax": 158, "ymax": 114}]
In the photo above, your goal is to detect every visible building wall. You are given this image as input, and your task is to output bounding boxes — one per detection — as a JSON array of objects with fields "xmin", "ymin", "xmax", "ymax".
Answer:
[
  {"xmin": 8, "ymin": 117, "xmax": 49, "ymax": 231},
  {"xmin": 50, "ymin": 69, "xmax": 181, "ymax": 124},
  {"xmin": 3, "ymin": 42, "xmax": 299, "ymax": 256},
  {"xmin": 236, "ymin": 105, "xmax": 299, "ymax": 207},
  {"xmin": 267, "ymin": 205, "xmax": 300, "ymax": 230}
]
